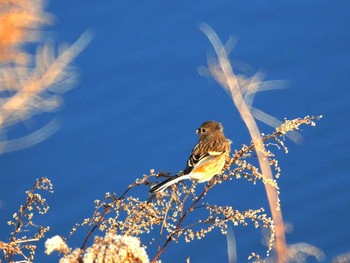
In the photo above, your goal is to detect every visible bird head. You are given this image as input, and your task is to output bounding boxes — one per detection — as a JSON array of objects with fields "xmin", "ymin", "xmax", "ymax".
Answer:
[{"xmin": 196, "ymin": 121, "xmax": 224, "ymax": 140}]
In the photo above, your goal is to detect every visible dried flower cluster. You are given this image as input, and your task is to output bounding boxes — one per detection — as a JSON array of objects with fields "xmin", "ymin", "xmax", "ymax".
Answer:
[
  {"xmin": 46, "ymin": 233, "xmax": 149, "ymax": 263},
  {"xmin": 84, "ymin": 233, "xmax": 149, "ymax": 263},
  {"xmin": 43, "ymin": 116, "xmax": 321, "ymax": 262},
  {"xmin": 1, "ymin": 177, "xmax": 53, "ymax": 262},
  {"xmin": 45, "ymin": 235, "xmax": 70, "ymax": 256}
]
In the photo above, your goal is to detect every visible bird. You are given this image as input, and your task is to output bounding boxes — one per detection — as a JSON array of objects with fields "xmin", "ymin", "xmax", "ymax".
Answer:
[{"xmin": 150, "ymin": 120, "xmax": 231, "ymax": 193}]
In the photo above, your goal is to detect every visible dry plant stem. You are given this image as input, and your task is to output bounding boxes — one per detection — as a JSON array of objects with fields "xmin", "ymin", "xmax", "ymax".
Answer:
[
  {"xmin": 228, "ymin": 131, "xmax": 281, "ymax": 167},
  {"xmin": 4, "ymin": 177, "xmax": 52, "ymax": 263},
  {"xmin": 201, "ymin": 25, "xmax": 287, "ymax": 262},
  {"xmin": 81, "ymin": 205, "xmax": 111, "ymax": 250},
  {"xmin": 151, "ymin": 184, "xmax": 210, "ymax": 263},
  {"xmin": 151, "ymin": 131, "xmax": 282, "ymax": 262},
  {"xmin": 8, "ymin": 180, "xmax": 41, "ymax": 261},
  {"xmin": 80, "ymin": 182, "xmax": 144, "ymax": 250},
  {"xmin": 8, "ymin": 203, "xmax": 32, "ymax": 262}
]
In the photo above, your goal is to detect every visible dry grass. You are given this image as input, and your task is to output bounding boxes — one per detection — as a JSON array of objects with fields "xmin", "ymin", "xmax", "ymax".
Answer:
[
  {"xmin": 42, "ymin": 115, "xmax": 321, "ymax": 262},
  {"xmin": 1, "ymin": 177, "xmax": 53, "ymax": 262}
]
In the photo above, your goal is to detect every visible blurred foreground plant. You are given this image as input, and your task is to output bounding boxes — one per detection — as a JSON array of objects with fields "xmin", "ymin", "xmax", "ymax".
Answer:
[{"xmin": 0, "ymin": 0, "xmax": 91, "ymax": 154}]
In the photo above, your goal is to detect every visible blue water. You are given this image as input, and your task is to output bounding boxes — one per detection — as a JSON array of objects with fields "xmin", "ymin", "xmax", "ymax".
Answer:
[{"xmin": 1, "ymin": 1, "xmax": 349, "ymax": 262}]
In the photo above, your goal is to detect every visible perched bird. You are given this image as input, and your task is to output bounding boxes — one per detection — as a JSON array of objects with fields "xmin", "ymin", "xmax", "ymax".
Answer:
[{"xmin": 150, "ymin": 120, "xmax": 231, "ymax": 193}]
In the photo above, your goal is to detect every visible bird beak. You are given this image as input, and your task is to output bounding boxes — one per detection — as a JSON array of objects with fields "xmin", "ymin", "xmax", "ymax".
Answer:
[{"xmin": 196, "ymin": 129, "xmax": 199, "ymax": 134}]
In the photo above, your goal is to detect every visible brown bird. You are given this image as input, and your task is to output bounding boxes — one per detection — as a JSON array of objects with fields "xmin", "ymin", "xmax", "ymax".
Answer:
[{"xmin": 150, "ymin": 121, "xmax": 231, "ymax": 193}]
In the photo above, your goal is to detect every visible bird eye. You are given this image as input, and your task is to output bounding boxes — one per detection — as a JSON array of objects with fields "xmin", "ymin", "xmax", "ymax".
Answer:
[{"xmin": 201, "ymin": 128, "xmax": 206, "ymax": 133}]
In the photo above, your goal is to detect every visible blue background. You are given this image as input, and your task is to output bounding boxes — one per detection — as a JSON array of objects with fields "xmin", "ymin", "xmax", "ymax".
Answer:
[{"xmin": 1, "ymin": 1, "xmax": 349, "ymax": 262}]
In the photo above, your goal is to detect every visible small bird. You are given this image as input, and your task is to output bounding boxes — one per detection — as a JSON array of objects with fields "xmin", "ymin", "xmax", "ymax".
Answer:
[{"xmin": 150, "ymin": 121, "xmax": 231, "ymax": 193}]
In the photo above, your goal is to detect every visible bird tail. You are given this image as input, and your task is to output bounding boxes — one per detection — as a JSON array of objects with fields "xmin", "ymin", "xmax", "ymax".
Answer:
[{"xmin": 150, "ymin": 173, "xmax": 190, "ymax": 193}]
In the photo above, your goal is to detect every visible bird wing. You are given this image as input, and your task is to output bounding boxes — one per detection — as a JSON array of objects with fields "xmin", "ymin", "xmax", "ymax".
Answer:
[{"xmin": 184, "ymin": 139, "xmax": 228, "ymax": 174}]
